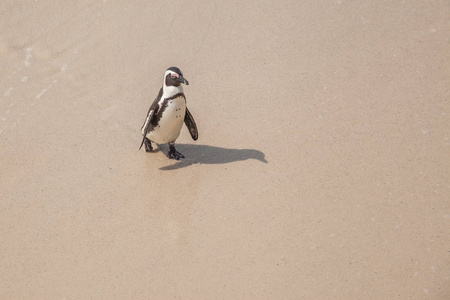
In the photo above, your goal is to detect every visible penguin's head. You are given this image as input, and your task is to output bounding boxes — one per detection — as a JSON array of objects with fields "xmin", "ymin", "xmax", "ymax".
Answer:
[{"xmin": 164, "ymin": 67, "xmax": 189, "ymax": 87}]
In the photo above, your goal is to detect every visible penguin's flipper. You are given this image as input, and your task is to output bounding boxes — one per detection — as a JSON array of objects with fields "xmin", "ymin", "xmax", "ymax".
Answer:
[
  {"xmin": 184, "ymin": 107, "xmax": 198, "ymax": 141},
  {"xmin": 139, "ymin": 109, "xmax": 155, "ymax": 150},
  {"xmin": 139, "ymin": 88, "xmax": 162, "ymax": 150}
]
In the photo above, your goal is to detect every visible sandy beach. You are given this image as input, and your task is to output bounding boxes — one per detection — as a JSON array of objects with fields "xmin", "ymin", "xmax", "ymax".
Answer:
[{"xmin": 1, "ymin": 1, "xmax": 449, "ymax": 299}]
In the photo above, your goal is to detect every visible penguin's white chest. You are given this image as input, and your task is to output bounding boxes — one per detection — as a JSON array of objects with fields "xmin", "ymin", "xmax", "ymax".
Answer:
[{"xmin": 149, "ymin": 96, "xmax": 186, "ymax": 144}]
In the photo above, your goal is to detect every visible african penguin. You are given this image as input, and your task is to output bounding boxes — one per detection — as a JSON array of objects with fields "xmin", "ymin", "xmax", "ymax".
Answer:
[{"xmin": 139, "ymin": 67, "xmax": 198, "ymax": 160}]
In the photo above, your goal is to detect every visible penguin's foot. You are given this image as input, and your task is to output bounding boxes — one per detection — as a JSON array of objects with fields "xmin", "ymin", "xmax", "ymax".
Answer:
[
  {"xmin": 168, "ymin": 150, "xmax": 185, "ymax": 160},
  {"xmin": 168, "ymin": 144, "xmax": 185, "ymax": 160},
  {"xmin": 144, "ymin": 138, "xmax": 153, "ymax": 152}
]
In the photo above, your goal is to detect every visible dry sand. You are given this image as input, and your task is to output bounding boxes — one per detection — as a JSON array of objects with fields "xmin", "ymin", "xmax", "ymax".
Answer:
[{"xmin": 1, "ymin": 1, "xmax": 449, "ymax": 299}]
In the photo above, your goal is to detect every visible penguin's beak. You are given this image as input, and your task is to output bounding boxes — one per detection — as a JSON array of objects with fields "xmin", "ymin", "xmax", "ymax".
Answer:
[{"xmin": 179, "ymin": 76, "xmax": 189, "ymax": 85}]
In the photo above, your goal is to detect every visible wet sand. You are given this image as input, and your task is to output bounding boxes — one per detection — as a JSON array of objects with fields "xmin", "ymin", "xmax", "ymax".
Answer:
[{"xmin": 1, "ymin": 1, "xmax": 449, "ymax": 299}]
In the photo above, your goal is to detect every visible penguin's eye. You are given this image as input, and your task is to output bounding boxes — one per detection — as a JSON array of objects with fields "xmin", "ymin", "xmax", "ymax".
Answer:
[{"xmin": 171, "ymin": 74, "xmax": 176, "ymax": 78}]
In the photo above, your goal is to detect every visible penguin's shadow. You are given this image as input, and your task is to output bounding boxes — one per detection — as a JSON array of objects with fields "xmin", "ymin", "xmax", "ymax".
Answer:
[{"xmin": 157, "ymin": 144, "xmax": 268, "ymax": 170}]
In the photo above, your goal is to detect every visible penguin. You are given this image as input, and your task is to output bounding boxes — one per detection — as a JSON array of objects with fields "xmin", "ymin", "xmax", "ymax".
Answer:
[{"xmin": 139, "ymin": 67, "xmax": 198, "ymax": 160}]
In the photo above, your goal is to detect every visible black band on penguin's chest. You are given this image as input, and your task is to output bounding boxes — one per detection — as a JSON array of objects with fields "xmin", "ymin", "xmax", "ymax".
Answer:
[{"xmin": 151, "ymin": 93, "xmax": 185, "ymax": 127}]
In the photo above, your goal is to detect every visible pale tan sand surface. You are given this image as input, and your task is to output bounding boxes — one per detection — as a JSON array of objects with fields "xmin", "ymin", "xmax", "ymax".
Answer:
[{"xmin": 1, "ymin": 1, "xmax": 449, "ymax": 299}]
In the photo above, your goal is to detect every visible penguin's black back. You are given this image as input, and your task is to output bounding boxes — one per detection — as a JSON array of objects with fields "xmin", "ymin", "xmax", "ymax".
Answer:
[{"xmin": 167, "ymin": 66, "xmax": 182, "ymax": 75}]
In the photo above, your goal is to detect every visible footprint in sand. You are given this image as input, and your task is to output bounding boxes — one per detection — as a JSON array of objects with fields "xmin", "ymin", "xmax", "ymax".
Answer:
[
  {"xmin": 4, "ymin": 87, "xmax": 15, "ymax": 97},
  {"xmin": 24, "ymin": 47, "xmax": 33, "ymax": 67}
]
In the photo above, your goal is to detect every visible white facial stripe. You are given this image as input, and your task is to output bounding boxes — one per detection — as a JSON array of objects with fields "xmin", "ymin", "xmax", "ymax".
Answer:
[{"xmin": 164, "ymin": 70, "xmax": 182, "ymax": 77}]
